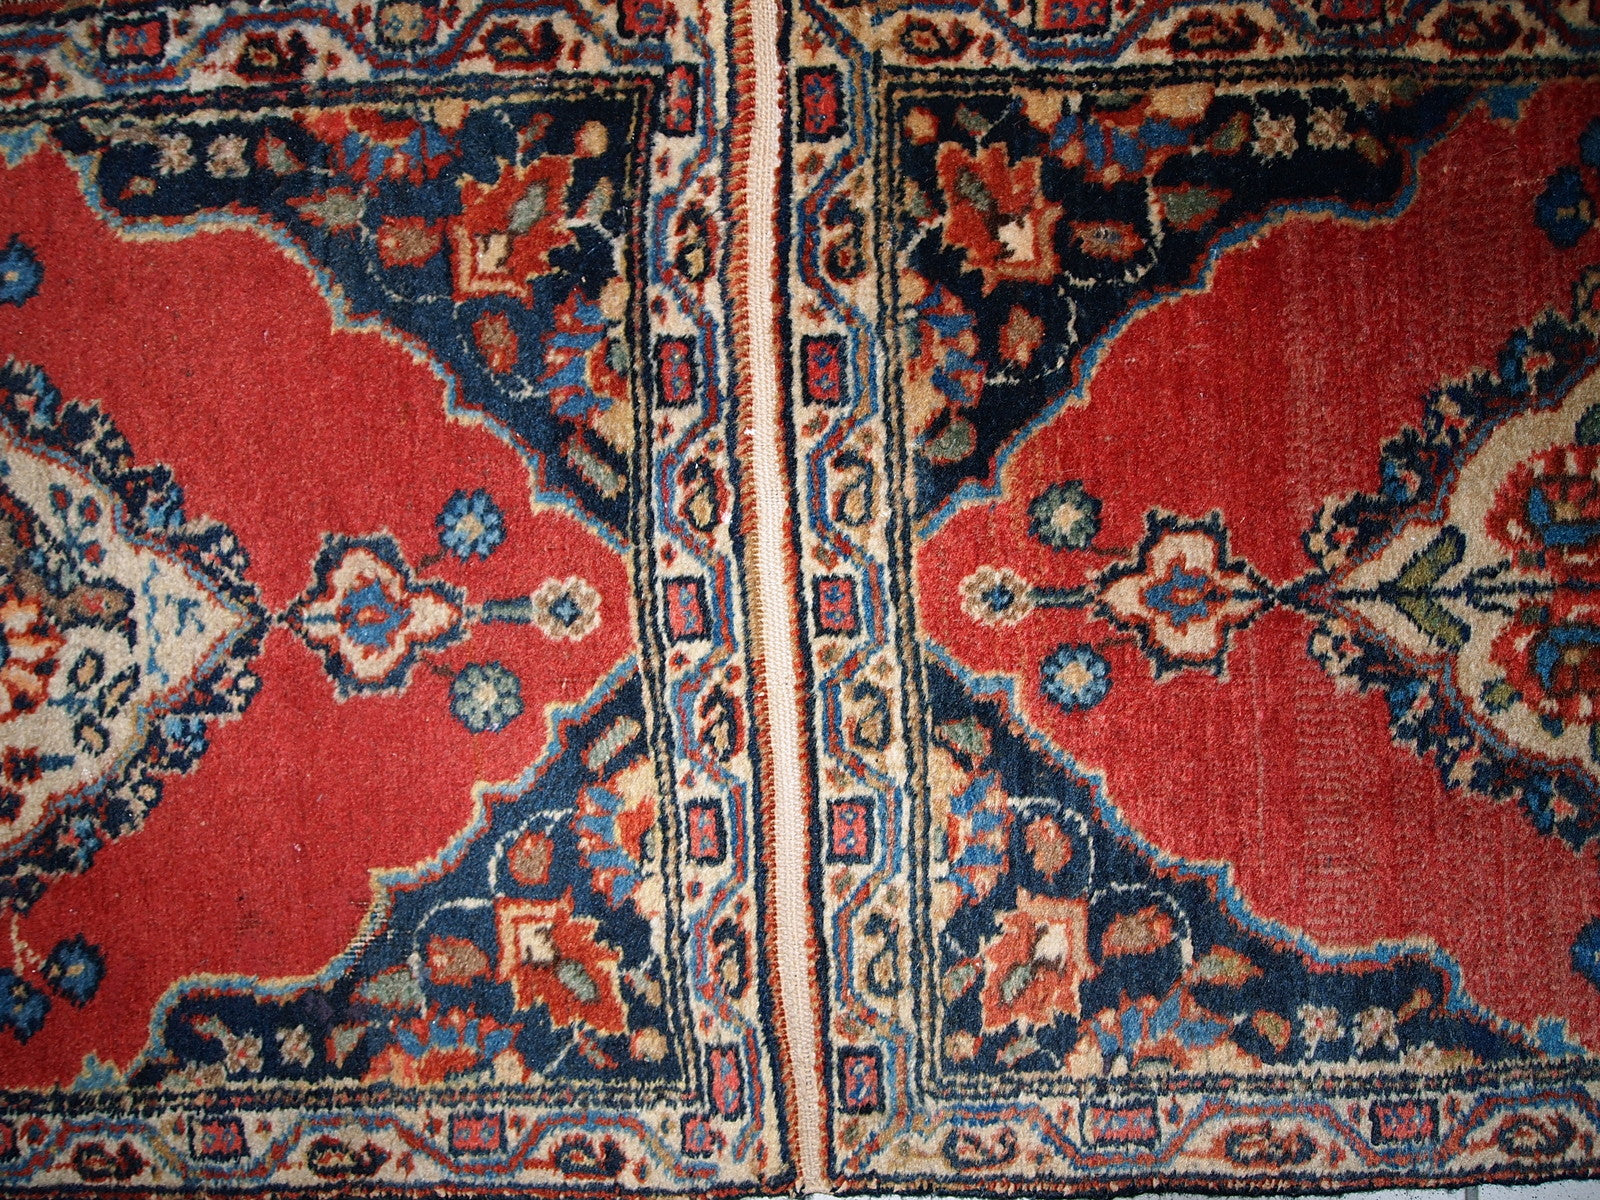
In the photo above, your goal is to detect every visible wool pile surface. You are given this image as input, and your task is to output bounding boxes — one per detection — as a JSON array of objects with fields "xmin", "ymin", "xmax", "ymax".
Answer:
[{"xmin": 0, "ymin": 0, "xmax": 1595, "ymax": 1193}]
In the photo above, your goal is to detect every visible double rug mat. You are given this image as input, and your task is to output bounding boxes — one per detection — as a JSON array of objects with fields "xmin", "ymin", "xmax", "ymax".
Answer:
[{"xmin": 0, "ymin": 0, "xmax": 1597, "ymax": 1193}]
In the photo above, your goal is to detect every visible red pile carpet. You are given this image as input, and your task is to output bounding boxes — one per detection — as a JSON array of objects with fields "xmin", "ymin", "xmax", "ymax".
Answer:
[{"xmin": 0, "ymin": 0, "xmax": 1596, "ymax": 1192}]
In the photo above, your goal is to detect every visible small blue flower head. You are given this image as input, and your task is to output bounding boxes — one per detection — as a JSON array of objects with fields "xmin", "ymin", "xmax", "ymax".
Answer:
[
  {"xmin": 1029, "ymin": 481, "xmax": 1102, "ymax": 551},
  {"xmin": 1535, "ymin": 166, "xmax": 1594, "ymax": 250},
  {"xmin": 0, "ymin": 236, "xmax": 41, "ymax": 306},
  {"xmin": 437, "ymin": 489, "xmax": 506, "ymax": 562},
  {"xmin": 1041, "ymin": 644, "xmax": 1111, "ymax": 713},
  {"xmin": 42, "ymin": 935, "xmax": 105, "ymax": 1006},
  {"xmin": 0, "ymin": 969, "xmax": 49, "ymax": 1041},
  {"xmin": 450, "ymin": 661, "xmax": 523, "ymax": 733}
]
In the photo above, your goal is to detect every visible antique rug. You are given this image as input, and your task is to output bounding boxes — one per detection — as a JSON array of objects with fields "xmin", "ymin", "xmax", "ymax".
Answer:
[{"xmin": 0, "ymin": 0, "xmax": 1597, "ymax": 1193}]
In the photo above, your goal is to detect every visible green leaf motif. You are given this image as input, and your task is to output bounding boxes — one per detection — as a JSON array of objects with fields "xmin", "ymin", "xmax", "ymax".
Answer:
[
  {"xmin": 1577, "ymin": 403, "xmax": 1600, "ymax": 446},
  {"xmin": 999, "ymin": 962, "xmax": 1035, "ymax": 1006},
  {"xmin": 924, "ymin": 415, "xmax": 976, "ymax": 463},
  {"xmin": 1385, "ymin": 527, "xmax": 1470, "ymax": 650},
  {"xmin": 1393, "ymin": 526, "xmax": 1465, "ymax": 591}
]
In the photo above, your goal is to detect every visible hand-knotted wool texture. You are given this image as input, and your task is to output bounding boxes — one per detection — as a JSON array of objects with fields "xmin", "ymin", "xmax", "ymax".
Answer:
[
  {"xmin": 786, "ymin": 0, "xmax": 1600, "ymax": 1190},
  {"xmin": 0, "ymin": 0, "xmax": 1596, "ymax": 1194},
  {"xmin": 0, "ymin": 2, "xmax": 795, "ymax": 1193}
]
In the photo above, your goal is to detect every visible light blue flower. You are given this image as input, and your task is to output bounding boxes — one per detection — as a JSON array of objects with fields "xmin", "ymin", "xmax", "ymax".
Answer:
[
  {"xmin": 1041, "ymin": 644, "xmax": 1111, "ymax": 712},
  {"xmin": 1028, "ymin": 482, "xmax": 1101, "ymax": 550},
  {"xmin": 0, "ymin": 969, "xmax": 48, "ymax": 1041},
  {"xmin": 450, "ymin": 661, "xmax": 523, "ymax": 733},
  {"xmin": 1535, "ymin": 167, "xmax": 1593, "ymax": 250},
  {"xmin": 0, "ymin": 236, "xmax": 41, "ymax": 306},
  {"xmin": 42, "ymin": 935, "xmax": 104, "ymax": 1006},
  {"xmin": 437, "ymin": 489, "xmax": 505, "ymax": 562}
]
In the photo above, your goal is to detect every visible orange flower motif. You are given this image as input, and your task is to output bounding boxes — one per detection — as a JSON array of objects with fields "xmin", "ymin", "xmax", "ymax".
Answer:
[
  {"xmin": 426, "ymin": 935, "xmax": 490, "ymax": 988},
  {"xmin": 0, "ymin": 587, "xmax": 62, "ymax": 722},
  {"xmin": 298, "ymin": 108, "xmax": 456, "ymax": 184},
  {"xmin": 450, "ymin": 155, "xmax": 577, "ymax": 304},
  {"xmin": 977, "ymin": 890, "xmax": 1093, "ymax": 1032},
  {"xmin": 936, "ymin": 143, "xmax": 1063, "ymax": 294},
  {"xmin": 494, "ymin": 890, "xmax": 627, "ymax": 1034},
  {"xmin": 1101, "ymin": 905, "xmax": 1176, "ymax": 958},
  {"xmin": 364, "ymin": 1006, "xmax": 521, "ymax": 1086},
  {"xmin": 539, "ymin": 290, "xmax": 631, "ymax": 423},
  {"xmin": 576, "ymin": 766, "xmax": 657, "ymax": 910}
]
